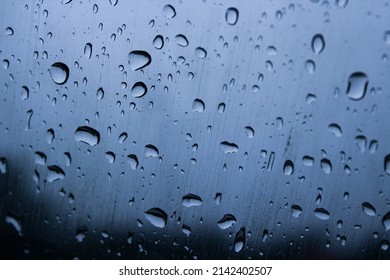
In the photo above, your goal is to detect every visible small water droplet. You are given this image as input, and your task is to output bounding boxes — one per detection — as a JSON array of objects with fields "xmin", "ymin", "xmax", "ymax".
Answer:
[
  {"xmin": 302, "ymin": 156, "xmax": 314, "ymax": 166},
  {"xmin": 182, "ymin": 225, "xmax": 191, "ymax": 237},
  {"xmin": 153, "ymin": 35, "xmax": 164, "ymax": 49},
  {"xmin": 192, "ymin": 99, "xmax": 205, "ymax": 112},
  {"xmin": 244, "ymin": 126, "xmax": 254, "ymax": 138},
  {"xmin": 127, "ymin": 154, "xmax": 138, "ymax": 169},
  {"xmin": 328, "ymin": 123, "xmax": 342, "ymax": 137},
  {"xmin": 305, "ymin": 93, "xmax": 317, "ymax": 104},
  {"xmin": 291, "ymin": 205, "xmax": 303, "ymax": 218},
  {"xmin": 105, "ymin": 152, "xmax": 116, "ymax": 163},
  {"xmin": 195, "ymin": 47, "xmax": 207, "ymax": 59},
  {"xmin": 218, "ymin": 103, "xmax": 226, "ymax": 113},
  {"xmin": 84, "ymin": 43, "xmax": 92, "ymax": 59},
  {"xmin": 5, "ymin": 27, "xmax": 14, "ymax": 35},
  {"xmin": 311, "ymin": 34, "xmax": 325, "ymax": 54},
  {"xmin": 96, "ymin": 87, "xmax": 104, "ymax": 100},
  {"xmin": 214, "ymin": 192, "xmax": 222, "ymax": 205},
  {"xmin": 220, "ymin": 141, "xmax": 239, "ymax": 154},
  {"xmin": 118, "ymin": 132, "xmax": 128, "ymax": 144},
  {"xmin": 144, "ymin": 208, "xmax": 167, "ymax": 228},
  {"xmin": 217, "ymin": 214, "xmax": 236, "ymax": 229},
  {"xmin": 128, "ymin": 50, "xmax": 151, "ymax": 71},
  {"xmin": 49, "ymin": 62, "xmax": 69, "ymax": 85},
  {"xmin": 46, "ymin": 129, "xmax": 55, "ymax": 144},
  {"xmin": 383, "ymin": 212, "xmax": 390, "ymax": 231},
  {"xmin": 163, "ymin": 4, "xmax": 176, "ymax": 19},
  {"xmin": 346, "ymin": 72, "xmax": 368, "ymax": 101},
  {"xmin": 144, "ymin": 144, "xmax": 159, "ymax": 158},
  {"xmin": 320, "ymin": 158, "xmax": 332, "ymax": 174},
  {"xmin": 305, "ymin": 60, "xmax": 316, "ymax": 74},
  {"xmin": 361, "ymin": 202, "xmax": 376, "ymax": 216},
  {"xmin": 175, "ymin": 34, "xmax": 189, "ymax": 47},
  {"xmin": 21, "ymin": 86, "xmax": 29, "ymax": 100},
  {"xmin": 355, "ymin": 135, "xmax": 367, "ymax": 153},
  {"xmin": 336, "ymin": 0, "xmax": 349, "ymax": 8},
  {"xmin": 131, "ymin": 82, "xmax": 147, "ymax": 98},
  {"xmin": 34, "ymin": 152, "xmax": 46, "ymax": 166},
  {"xmin": 314, "ymin": 208, "xmax": 330, "ymax": 220},
  {"xmin": 5, "ymin": 214, "xmax": 22, "ymax": 236},
  {"xmin": 225, "ymin": 7, "xmax": 239, "ymax": 25},
  {"xmin": 283, "ymin": 160, "xmax": 294, "ymax": 175},
  {"xmin": 74, "ymin": 126, "xmax": 100, "ymax": 146},
  {"xmin": 47, "ymin": 165, "xmax": 65, "ymax": 183},
  {"xmin": 182, "ymin": 193, "xmax": 203, "ymax": 207},
  {"xmin": 0, "ymin": 158, "xmax": 8, "ymax": 174},
  {"xmin": 109, "ymin": 0, "xmax": 118, "ymax": 6},
  {"xmin": 385, "ymin": 154, "xmax": 390, "ymax": 175},
  {"xmin": 234, "ymin": 227, "xmax": 245, "ymax": 252}
]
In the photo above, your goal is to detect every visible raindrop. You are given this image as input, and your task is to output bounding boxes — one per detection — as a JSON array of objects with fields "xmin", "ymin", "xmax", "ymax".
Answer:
[
  {"xmin": 368, "ymin": 140, "xmax": 378, "ymax": 154},
  {"xmin": 302, "ymin": 156, "xmax": 314, "ymax": 166},
  {"xmin": 109, "ymin": 0, "xmax": 118, "ymax": 6},
  {"xmin": 153, "ymin": 35, "xmax": 164, "ymax": 49},
  {"xmin": 144, "ymin": 208, "xmax": 167, "ymax": 228},
  {"xmin": 5, "ymin": 215, "xmax": 22, "ymax": 236},
  {"xmin": 385, "ymin": 31, "xmax": 390, "ymax": 46},
  {"xmin": 64, "ymin": 152, "xmax": 71, "ymax": 166},
  {"xmin": 214, "ymin": 193, "xmax": 222, "ymax": 205},
  {"xmin": 244, "ymin": 126, "xmax": 254, "ymax": 138},
  {"xmin": 2, "ymin": 59, "xmax": 9, "ymax": 69},
  {"xmin": 192, "ymin": 99, "xmax": 205, "ymax": 112},
  {"xmin": 346, "ymin": 72, "xmax": 368, "ymax": 100},
  {"xmin": 225, "ymin": 7, "xmax": 239, "ymax": 25},
  {"xmin": 217, "ymin": 214, "xmax": 236, "ymax": 229},
  {"xmin": 385, "ymin": 154, "xmax": 390, "ymax": 175},
  {"xmin": 0, "ymin": 158, "xmax": 7, "ymax": 174},
  {"xmin": 74, "ymin": 126, "xmax": 100, "ymax": 146},
  {"xmin": 46, "ymin": 129, "xmax": 55, "ymax": 144},
  {"xmin": 361, "ymin": 202, "xmax": 376, "ymax": 216},
  {"xmin": 49, "ymin": 62, "xmax": 69, "ymax": 85},
  {"xmin": 283, "ymin": 160, "xmax": 294, "ymax": 175},
  {"xmin": 306, "ymin": 93, "xmax": 317, "ymax": 104},
  {"xmin": 96, "ymin": 87, "xmax": 104, "ymax": 100},
  {"xmin": 182, "ymin": 225, "xmax": 191, "ymax": 237},
  {"xmin": 128, "ymin": 50, "xmax": 151, "ymax": 71},
  {"xmin": 220, "ymin": 141, "xmax": 239, "ymax": 154},
  {"xmin": 311, "ymin": 34, "xmax": 325, "ymax": 54},
  {"xmin": 5, "ymin": 27, "xmax": 14, "ymax": 35},
  {"xmin": 46, "ymin": 165, "xmax": 65, "ymax": 183},
  {"xmin": 182, "ymin": 193, "xmax": 203, "ymax": 207},
  {"xmin": 383, "ymin": 212, "xmax": 390, "ymax": 231},
  {"xmin": 218, "ymin": 103, "xmax": 226, "ymax": 113},
  {"xmin": 105, "ymin": 152, "xmax": 116, "ymax": 163},
  {"xmin": 234, "ymin": 227, "xmax": 245, "ymax": 252},
  {"xmin": 381, "ymin": 240, "xmax": 389, "ymax": 251},
  {"xmin": 163, "ymin": 4, "xmax": 176, "ymax": 19},
  {"xmin": 34, "ymin": 152, "xmax": 46, "ymax": 165},
  {"xmin": 305, "ymin": 60, "xmax": 316, "ymax": 74},
  {"xmin": 195, "ymin": 47, "xmax": 207, "ymax": 59},
  {"xmin": 144, "ymin": 144, "xmax": 159, "ymax": 158},
  {"xmin": 84, "ymin": 43, "xmax": 92, "ymax": 59},
  {"xmin": 118, "ymin": 132, "xmax": 128, "ymax": 143},
  {"xmin": 291, "ymin": 205, "xmax": 303, "ymax": 218},
  {"xmin": 336, "ymin": 0, "xmax": 348, "ymax": 8},
  {"xmin": 131, "ymin": 82, "xmax": 147, "ymax": 98},
  {"xmin": 355, "ymin": 135, "xmax": 367, "ymax": 153},
  {"xmin": 21, "ymin": 86, "xmax": 29, "ymax": 100},
  {"xmin": 314, "ymin": 208, "xmax": 330, "ymax": 220},
  {"xmin": 127, "ymin": 154, "xmax": 139, "ymax": 170},
  {"xmin": 175, "ymin": 34, "xmax": 189, "ymax": 47},
  {"xmin": 320, "ymin": 158, "xmax": 332, "ymax": 174},
  {"xmin": 328, "ymin": 123, "xmax": 342, "ymax": 137}
]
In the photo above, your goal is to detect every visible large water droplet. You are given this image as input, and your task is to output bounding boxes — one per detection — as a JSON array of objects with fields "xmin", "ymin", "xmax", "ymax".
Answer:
[
  {"xmin": 153, "ymin": 35, "xmax": 164, "ymax": 49},
  {"xmin": 128, "ymin": 50, "xmax": 151, "ymax": 71},
  {"xmin": 163, "ymin": 4, "xmax": 176, "ymax": 19},
  {"xmin": 175, "ymin": 34, "xmax": 189, "ymax": 47},
  {"xmin": 361, "ymin": 202, "xmax": 376, "ymax": 216},
  {"xmin": 127, "ymin": 154, "xmax": 139, "ymax": 170},
  {"xmin": 234, "ymin": 227, "xmax": 245, "ymax": 252},
  {"xmin": 74, "ymin": 126, "xmax": 100, "ymax": 146},
  {"xmin": 131, "ymin": 82, "xmax": 147, "ymax": 98},
  {"xmin": 192, "ymin": 99, "xmax": 205, "ymax": 112},
  {"xmin": 182, "ymin": 193, "xmax": 203, "ymax": 207},
  {"xmin": 220, "ymin": 141, "xmax": 239, "ymax": 154},
  {"xmin": 291, "ymin": 205, "xmax": 303, "ymax": 218},
  {"xmin": 225, "ymin": 7, "xmax": 239, "ymax": 25},
  {"xmin": 328, "ymin": 123, "xmax": 342, "ymax": 137},
  {"xmin": 47, "ymin": 165, "xmax": 65, "ymax": 183},
  {"xmin": 314, "ymin": 208, "xmax": 330, "ymax": 220},
  {"xmin": 346, "ymin": 72, "xmax": 368, "ymax": 101},
  {"xmin": 217, "ymin": 214, "xmax": 236, "ymax": 229},
  {"xmin": 145, "ymin": 144, "xmax": 159, "ymax": 158},
  {"xmin": 144, "ymin": 208, "xmax": 167, "ymax": 228},
  {"xmin": 84, "ymin": 43, "xmax": 92, "ymax": 59},
  {"xmin": 49, "ymin": 62, "xmax": 69, "ymax": 85},
  {"xmin": 283, "ymin": 160, "xmax": 294, "ymax": 175},
  {"xmin": 311, "ymin": 34, "xmax": 325, "ymax": 54}
]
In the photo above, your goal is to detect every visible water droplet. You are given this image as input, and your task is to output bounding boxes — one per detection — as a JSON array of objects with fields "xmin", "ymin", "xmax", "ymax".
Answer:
[
  {"xmin": 346, "ymin": 72, "xmax": 368, "ymax": 101},
  {"xmin": 355, "ymin": 135, "xmax": 367, "ymax": 153},
  {"xmin": 2, "ymin": 59, "xmax": 9, "ymax": 69},
  {"xmin": 218, "ymin": 103, "xmax": 225, "ymax": 113},
  {"xmin": 163, "ymin": 4, "xmax": 176, "ymax": 19},
  {"xmin": 128, "ymin": 50, "xmax": 151, "ymax": 71},
  {"xmin": 47, "ymin": 165, "xmax": 65, "ymax": 183},
  {"xmin": 182, "ymin": 193, "xmax": 203, "ymax": 207},
  {"xmin": 225, "ymin": 7, "xmax": 239, "ymax": 25},
  {"xmin": 368, "ymin": 140, "xmax": 378, "ymax": 154},
  {"xmin": 153, "ymin": 35, "xmax": 164, "ymax": 49},
  {"xmin": 244, "ymin": 126, "xmax": 254, "ymax": 138},
  {"xmin": 75, "ymin": 227, "xmax": 87, "ymax": 242},
  {"xmin": 5, "ymin": 214, "xmax": 22, "ymax": 236},
  {"xmin": 214, "ymin": 192, "xmax": 222, "ymax": 205},
  {"xmin": 195, "ymin": 47, "xmax": 207, "ymax": 59},
  {"xmin": 127, "ymin": 154, "xmax": 138, "ymax": 170},
  {"xmin": 5, "ymin": 27, "xmax": 14, "ymax": 36},
  {"xmin": 0, "ymin": 158, "xmax": 8, "ymax": 174},
  {"xmin": 131, "ymin": 82, "xmax": 147, "ymax": 98},
  {"xmin": 305, "ymin": 93, "xmax": 317, "ymax": 104},
  {"xmin": 384, "ymin": 31, "xmax": 390, "ymax": 46},
  {"xmin": 234, "ymin": 227, "xmax": 245, "ymax": 252},
  {"xmin": 336, "ymin": 0, "xmax": 348, "ymax": 8},
  {"xmin": 381, "ymin": 240, "xmax": 389, "ymax": 251},
  {"xmin": 192, "ymin": 99, "xmax": 205, "ymax": 112},
  {"xmin": 118, "ymin": 132, "xmax": 128, "ymax": 143},
  {"xmin": 175, "ymin": 34, "xmax": 189, "ymax": 47},
  {"xmin": 84, "ymin": 43, "xmax": 92, "ymax": 59},
  {"xmin": 311, "ymin": 34, "xmax": 325, "ymax": 54},
  {"xmin": 314, "ymin": 208, "xmax": 330, "ymax": 220},
  {"xmin": 291, "ymin": 205, "xmax": 303, "ymax": 218},
  {"xmin": 328, "ymin": 123, "xmax": 342, "ymax": 137},
  {"xmin": 182, "ymin": 225, "xmax": 191, "ymax": 237},
  {"xmin": 96, "ymin": 87, "xmax": 104, "ymax": 100},
  {"xmin": 383, "ymin": 154, "xmax": 390, "ymax": 176},
  {"xmin": 49, "ymin": 62, "xmax": 69, "ymax": 85},
  {"xmin": 320, "ymin": 158, "xmax": 332, "ymax": 174},
  {"xmin": 34, "ymin": 152, "xmax": 46, "ymax": 166},
  {"xmin": 145, "ymin": 144, "xmax": 159, "ymax": 158},
  {"xmin": 283, "ymin": 160, "xmax": 294, "ymax": 175},
  {"xmin": 217, "ymin": 214, "xmax": 236, "ymax": 229},
  {"xmin": 383, "ymin": 212, "xmax": 390, "ymax": 231},
  {"xmin": 302, "ymin": 156, "xmax": 314, "ymax": 166},
  {"xmin": 220, "ymin": 141, "xmax": 239, "ymax": 154},
  {"xmin": 305, "ymin": 60, "xmax": 316, "ymax": 74},
  {"xmin": 109, "ymin": 0, "xmax": 118, "ymax": 6},
  {"xmin": 144, "ymin": 208, "xmax": 167, "ymax": 228},
  {"xmin": 74, "ymin": 126, "xmax": 100, "ymax": 146},
  {"xmin": 46, "ymin": 128, "xmax": 55, "ymax": 144},
  {"xmin": 105, "ymin": 152, "xmax": 115, "ymax": 163},
  {"xmin": 361, "ymin": 202, "xmax": 376, "ymax": 216},
  {"xmin": 21, "ymin": 86, "xmax": 29, "ymax": 100}
]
